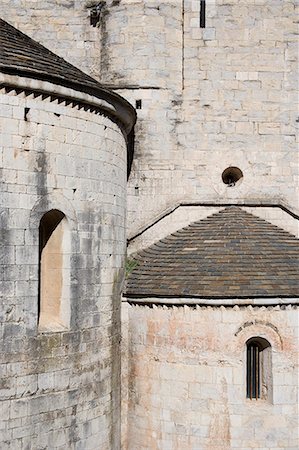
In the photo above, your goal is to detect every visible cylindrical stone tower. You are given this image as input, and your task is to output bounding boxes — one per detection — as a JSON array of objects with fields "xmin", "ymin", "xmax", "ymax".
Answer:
[{"xmin": 0, "ymin": 19, "xmax": 135, "ymax": 450}]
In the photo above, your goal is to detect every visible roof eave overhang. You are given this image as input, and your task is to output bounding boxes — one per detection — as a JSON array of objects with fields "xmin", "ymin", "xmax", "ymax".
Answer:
[
  {"xmin": 123, "ymin": 295, "xmax": 299, "ymax": 306},
  {"xmin": 0, "ymin": 67, "xmax": 137, "ymax": 135}
]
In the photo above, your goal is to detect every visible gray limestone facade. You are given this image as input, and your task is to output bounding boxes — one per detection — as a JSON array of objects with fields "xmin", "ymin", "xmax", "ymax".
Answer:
[{"xmin": 0, "ymin": 1, "xmax": 298, "ymax": 450}]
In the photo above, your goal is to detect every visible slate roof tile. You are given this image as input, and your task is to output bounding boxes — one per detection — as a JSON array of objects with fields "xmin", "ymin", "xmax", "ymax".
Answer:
[
  {"xmin": 125, "ymin": 207, "xmax": 299, "ymax": 299},
  {"xmin": 0, "ymin": 19, "xmax": 135, "ymax": 132},
  {"xmin": 0, "ymin": 18, "xmax": 105, "ymax": 94}
]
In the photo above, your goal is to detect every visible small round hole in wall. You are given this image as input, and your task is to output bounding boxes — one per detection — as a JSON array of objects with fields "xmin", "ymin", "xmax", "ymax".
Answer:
[{"xmin": 222, "ymin": 167, "xmax": 243, "ymax": 187}]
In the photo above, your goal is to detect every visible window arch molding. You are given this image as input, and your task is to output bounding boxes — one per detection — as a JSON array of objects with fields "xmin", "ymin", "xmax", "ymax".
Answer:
[
  {"xmin": 234, "ymin": 320, "xmax": 283, "ymax": 352},
  {"xmin": 234, "ymin": 319, "xmax": 283, "ymax": 404},
  {"xmin": 29, "ymin": 194, "xmax": 78, "ymax": 332},
  {"xmin": 29, "ymin": 192, "xmax": 77, "ymax": 231}
]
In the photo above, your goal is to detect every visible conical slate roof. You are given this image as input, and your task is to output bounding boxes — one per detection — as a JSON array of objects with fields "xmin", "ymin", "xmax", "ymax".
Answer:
[
  {"xmin": 126, "ymin": 207, "xmax": 299, "ymax": 299},
  {"xmin": 0, "ymin": 19, "xmax": 135, "ymax": 132}
]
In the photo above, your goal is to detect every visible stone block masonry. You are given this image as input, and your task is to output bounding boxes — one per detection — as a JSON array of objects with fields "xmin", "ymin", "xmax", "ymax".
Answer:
[
  {"xmin": 104, "ymin": 0, "xmax": 298, "ymax": 236},
  {"xmin": 0, "ymin": 2, "xmax": 298, "ymax": 450},
  {"xmin": 1, "ymin": 1, "xmax": 297, "ymax": 239},
  {"xmin": 122, "ymin": 302, "xmax": 299, "ymax": 450}
]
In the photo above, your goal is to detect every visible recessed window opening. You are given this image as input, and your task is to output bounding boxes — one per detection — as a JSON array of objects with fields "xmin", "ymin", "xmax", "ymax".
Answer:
[
  {"xmin": 38, "ymin": 209, "xmax": 70, "ymax": 332},
  {"xmin": 246, "ymin": 337, "xmax": 272, "ymax": 401},
  {"xmin": 200, "ymin": 0, "xmax": 206, "ymax": 28},
  {"xmin": 135, "ymin": 99, "xmax": 142, "ymax": 110},
  {"xmin": 222, "ymin": 167, "xmax": 243, "ymax": 187}
]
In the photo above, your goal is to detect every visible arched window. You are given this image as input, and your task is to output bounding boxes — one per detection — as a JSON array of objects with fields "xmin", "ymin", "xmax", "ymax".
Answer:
[
  {"xmin": 246, "ymin": 337, "xmax": 272, "ymax": 401},
  {"xmin": 38, "ymin": 210, "xmax": 70, "ymax": 331}
]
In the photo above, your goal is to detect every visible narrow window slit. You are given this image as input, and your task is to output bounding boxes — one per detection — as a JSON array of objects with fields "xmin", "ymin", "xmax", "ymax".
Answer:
[
  {"xmin": 247, "ymin": 342, "xmax": 261, "ymax": 399},
  {"xmin": 200, "ymin": 0, "xmax": 206, "ymax": 28},
  {"xmin": 246, "ymin": 337, "xmax": 272, "ymax": 401},
  {"xmin": 24, "ymin": 107, "xmax": 30, "ymax": 121}
]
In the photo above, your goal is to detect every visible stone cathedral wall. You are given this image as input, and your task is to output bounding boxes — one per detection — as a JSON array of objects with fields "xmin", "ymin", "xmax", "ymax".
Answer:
[
  {"xmin": 1, "ymin": 1, "xmax": 297, "ymax": 239},
  {"xmin": 109, "ymin": 0, "xmax": 298, "ymax": 236},
  {"xmin": 0, "ymin": 3, "xmax": 298, "ymax": 450},
  {"xmin": 0, "ymin": 83, "xmax": 127, "ymax": 449}
]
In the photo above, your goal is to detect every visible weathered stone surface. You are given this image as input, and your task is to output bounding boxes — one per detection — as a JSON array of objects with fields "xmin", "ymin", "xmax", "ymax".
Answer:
[
  {"xmin": 108, "ymin": 0, "xmax": 297, "ymax": 237},
  {"xmin": 0, "ymin": 37, "xmax": 129, "ymax": 446},
  {"xmin": 122, "ymin": 303, "xmax": 299, "ymax": 450},
  {"xmin": 0, "ymin": 1, "xmax": 297, "ymax": 238},
  {"xmin": 0, "ymin": 1, "xmax": 298, "ymax": 450}
]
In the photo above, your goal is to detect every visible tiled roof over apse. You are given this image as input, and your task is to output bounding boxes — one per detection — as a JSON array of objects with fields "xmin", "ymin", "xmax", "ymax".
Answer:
[{"xmin": 126, "ymin": 207, "xmax": 299, "ymax": 299}]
